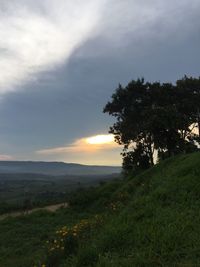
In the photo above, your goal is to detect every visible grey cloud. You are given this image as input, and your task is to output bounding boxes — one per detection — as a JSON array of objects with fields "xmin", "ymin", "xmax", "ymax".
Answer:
[
  {"xmin": 0, "ymin": 0, "xmax": 104, "ymax": 93},
  {"xmin": 0, "ymin": 0, "xmax": 199, "ymax": 163}
]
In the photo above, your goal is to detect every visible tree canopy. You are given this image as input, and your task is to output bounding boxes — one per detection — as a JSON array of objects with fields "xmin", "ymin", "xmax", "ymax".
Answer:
[{"xmin": 104, "ymin": 76, "xmax": 200, "ymax": 173}]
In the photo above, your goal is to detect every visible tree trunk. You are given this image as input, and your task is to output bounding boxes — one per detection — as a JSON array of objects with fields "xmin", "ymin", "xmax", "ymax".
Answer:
[
  {"xmin": 198, "ymin": 108, "xmax": 200, "ymax": 138},
  {"xmin": 148, "ymin": 143, "xmax": 154, "ymax": 166}
]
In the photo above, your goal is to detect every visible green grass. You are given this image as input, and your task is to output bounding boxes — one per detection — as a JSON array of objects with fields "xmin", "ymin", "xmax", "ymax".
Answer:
[
  {"xmin": 0, "ymin": 179, "xmax": 123, "ymax": 267},
  {"xmin": 0, "ymin": 209, "xmax": 95, "ymax": 267},
  {"xmin": 61, "ymin": 152, "xmax": 200, "ymax": 267},
  {"xmin": 0, "ymin": 152, "xmax": 200, "ymax": 267}
]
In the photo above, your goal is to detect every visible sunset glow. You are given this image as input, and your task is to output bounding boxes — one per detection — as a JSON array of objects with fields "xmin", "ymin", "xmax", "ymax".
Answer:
[
  {"xmin": 86, "ymin": 134, "xmax": 114, "ymax": 145},
  {"xmin": 36, "ymin": 134, "xmax": 117, "ymax": 156}
]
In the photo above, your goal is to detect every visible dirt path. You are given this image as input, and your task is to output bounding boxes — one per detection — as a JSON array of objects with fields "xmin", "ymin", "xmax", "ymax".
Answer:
[{"xmin": 0, "ymin": 203, "xmax": 68, "ymax": 221}]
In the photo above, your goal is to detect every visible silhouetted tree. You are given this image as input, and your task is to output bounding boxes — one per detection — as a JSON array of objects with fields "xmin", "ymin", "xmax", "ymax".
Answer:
[
  {"xmin": 104, "ymin": 79, "xmax": 155, "ymax": 169},
  {"xmin": 176, "ymin": 76, "xmax": 200, "ymax": 142},
  {"xmin": 104, "ymin": 77, "xmax": 199, "ymax": 173}
]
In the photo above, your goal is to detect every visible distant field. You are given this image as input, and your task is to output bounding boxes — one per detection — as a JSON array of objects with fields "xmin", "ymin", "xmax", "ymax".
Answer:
[{"xmin": 0, "ymin": 173, "xmax": 119, "ymax": 214}]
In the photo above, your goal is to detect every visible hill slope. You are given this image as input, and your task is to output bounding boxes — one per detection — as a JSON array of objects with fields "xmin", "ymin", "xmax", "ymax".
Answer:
[
  {"xmin": 61, "ymin": 152, "xmax": 200, "ymax": 266},
  {"xmin": 0, "ymin": 152, "xmax": 200, "ymax": 267}
]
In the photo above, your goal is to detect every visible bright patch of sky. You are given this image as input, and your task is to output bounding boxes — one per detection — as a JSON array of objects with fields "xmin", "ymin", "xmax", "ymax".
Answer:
[{"xmin": 0, "ymin": 0, "xmax": 105, "ymax": 93}]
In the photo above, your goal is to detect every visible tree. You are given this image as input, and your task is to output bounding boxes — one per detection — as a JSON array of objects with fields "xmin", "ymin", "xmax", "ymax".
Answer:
[
  {"xmin": 176, "ymin": 76, "xmax": 200, "ymax": 142},
  {"xmin": 104, "ymin": 79, "xmax": 155, "ymax": 169},
  {"xmin": 104, "ymin": 77, "xmax": 199, "ymax": 173},
  {"xmin": 122, "ymin": 143, "xmax": 150, "ymax": 174}
]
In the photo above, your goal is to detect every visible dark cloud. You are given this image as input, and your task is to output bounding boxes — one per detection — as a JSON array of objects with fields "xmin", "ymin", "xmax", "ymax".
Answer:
[{"xmin": 0, "ymin": 0, "xmax": 199, "ymax": 163}]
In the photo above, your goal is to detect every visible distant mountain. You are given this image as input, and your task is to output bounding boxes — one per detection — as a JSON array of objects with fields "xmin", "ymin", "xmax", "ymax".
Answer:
[{"xmin": 0, "ymin": 161, "xmax": 121, "ymax": 176}]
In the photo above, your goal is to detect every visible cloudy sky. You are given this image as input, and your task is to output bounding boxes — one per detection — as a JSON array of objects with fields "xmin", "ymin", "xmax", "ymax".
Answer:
[{"xmin": 0, "ymin": 0, "xmax": 199, "ymax": 165}]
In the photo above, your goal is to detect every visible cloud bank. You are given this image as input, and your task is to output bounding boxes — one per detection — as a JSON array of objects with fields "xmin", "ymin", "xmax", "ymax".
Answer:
[
  {"xmin": 0, "ymin": 0, "xmax": 199, "ymax": 165},
  {"xmin": 0, "ymin": 0, "xmax": 199, "ymax": 94},
  {"xmin": 36, "ymin": 134, "xmax": 118, "ymax": 155},
  {"xmin": 0, "ymin": 0, "xmax": 104, "ymax": 93},
  {"xmin": 36, "ymin": 134, "xmax": 121, "ymax": 165},
  {"xmin": 76, "ymin": 0, "xmax": 200, "ymax": 58}
]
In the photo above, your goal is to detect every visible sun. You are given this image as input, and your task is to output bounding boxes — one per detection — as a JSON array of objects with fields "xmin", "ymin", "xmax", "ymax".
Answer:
[{"xmin": 86, "ymin": 134, "xmax": 114, "ymax": 145}]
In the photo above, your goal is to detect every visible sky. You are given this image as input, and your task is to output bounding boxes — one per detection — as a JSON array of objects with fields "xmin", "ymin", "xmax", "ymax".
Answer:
[{"xmin": 0, "ymin": 0, "xmax": 199, "ymax": 165}]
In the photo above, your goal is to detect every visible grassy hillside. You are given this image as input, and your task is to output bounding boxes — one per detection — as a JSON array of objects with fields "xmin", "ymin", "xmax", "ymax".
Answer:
[
  {"xmin": 57, "ymin": 152, "xmax": 200, "ymax": 267},
  {"xmin": 0, "ymin": 152, "xmax": 200, "ymax": 267}
]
